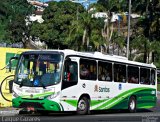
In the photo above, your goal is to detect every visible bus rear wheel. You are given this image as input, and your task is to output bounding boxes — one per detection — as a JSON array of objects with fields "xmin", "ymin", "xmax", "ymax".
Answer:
[
  {"xmin": 128, "ymin": 96, "xmax": 136, "ymax": 113},
  {"xmin": 77, "ymin": 97, "xmax": 90, "ymax": 115}
]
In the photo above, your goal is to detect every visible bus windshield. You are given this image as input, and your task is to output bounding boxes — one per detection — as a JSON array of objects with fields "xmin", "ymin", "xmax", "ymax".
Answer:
[{"xmin": 15, "ymin": 53, "xmax": 63, "ymax": 87}]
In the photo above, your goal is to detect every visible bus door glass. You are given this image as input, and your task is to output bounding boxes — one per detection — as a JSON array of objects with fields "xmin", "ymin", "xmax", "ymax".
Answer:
[{"xmin": 62, "ymin": 57, "xmax": 78, "ymax": 90}]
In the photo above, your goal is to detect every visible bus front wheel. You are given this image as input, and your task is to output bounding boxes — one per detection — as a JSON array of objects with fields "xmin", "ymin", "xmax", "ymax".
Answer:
[
  {"xmin": 128, "ymin": 96, "xmax": 137, "ymax": 113},
  {"xmin": 77, "ymin": 97, "xmax": 90, "ymax": 115}
]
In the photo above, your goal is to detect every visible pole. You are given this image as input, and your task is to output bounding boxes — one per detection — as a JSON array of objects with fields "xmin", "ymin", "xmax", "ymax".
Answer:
[{"xmin": 126, "ymin": 0, "xmax": 131, "ymax": 59}]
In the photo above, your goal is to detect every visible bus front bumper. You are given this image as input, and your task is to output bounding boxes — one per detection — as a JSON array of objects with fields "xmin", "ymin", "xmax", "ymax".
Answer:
[{"xmin": 12, "ymin": 97, "xmax": 62, "ymax": 111}]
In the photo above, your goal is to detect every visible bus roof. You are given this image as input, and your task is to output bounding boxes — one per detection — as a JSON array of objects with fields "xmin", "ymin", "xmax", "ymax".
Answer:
[{"xmin": 22, "ymin": 49, "xmax": 156, "ymax": 68}]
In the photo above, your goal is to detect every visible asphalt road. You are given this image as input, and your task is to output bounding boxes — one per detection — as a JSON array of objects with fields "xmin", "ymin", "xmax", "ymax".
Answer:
[
  {"xmin": 1, "ymin": 109, "xmax": 160, "ymax": 122},
  {"xmin": 0, "ymin": 96, "xmax": 160, "ymax": 122}
]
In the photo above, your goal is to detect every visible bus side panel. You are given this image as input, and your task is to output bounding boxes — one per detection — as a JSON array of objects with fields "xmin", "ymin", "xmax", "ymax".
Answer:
[
  {"xmin": 136, "ymin": 86, "xmax": 157, "ymax": 109},
  {"xmin": 60, "ymin": 85, "xmax": 80, "ymax": 111},
  {"xmin": 91, "ymin": 83, "xmax": 157, "ymax": 110}
]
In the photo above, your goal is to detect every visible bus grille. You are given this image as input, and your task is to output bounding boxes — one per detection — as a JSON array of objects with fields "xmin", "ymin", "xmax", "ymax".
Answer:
[{"xmin": 19, "ymin": 102, "xmax": 44, "ymax": 109}]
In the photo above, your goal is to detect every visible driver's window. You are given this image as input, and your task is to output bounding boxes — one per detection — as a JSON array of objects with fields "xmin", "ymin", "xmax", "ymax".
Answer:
[{"xmin": 63, "ymin": 61, "xmax": 78, "ymax": 82}]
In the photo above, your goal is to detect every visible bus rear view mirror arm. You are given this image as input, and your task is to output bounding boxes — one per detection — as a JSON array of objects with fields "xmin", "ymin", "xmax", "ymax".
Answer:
[{"xmin": 9, "ymin": 57, "xmax": 19, "ymax": 72}]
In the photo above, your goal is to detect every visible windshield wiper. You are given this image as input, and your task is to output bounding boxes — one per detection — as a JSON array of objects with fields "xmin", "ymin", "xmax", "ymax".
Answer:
[
  {"xmin": 39, "ymin": 80, "xmax": 46, "ymax": 89},
  {"xmin": 19, "ymin": 79, "xmax": 27, "ymax": 88},
  {"xmin": 19, "ymin": 81, "xmax": 23, "ymax": 87}
]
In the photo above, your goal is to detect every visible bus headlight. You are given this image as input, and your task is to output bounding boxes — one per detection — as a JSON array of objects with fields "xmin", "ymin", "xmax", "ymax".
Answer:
[
  {"xmin": 12, "ymin": 91, "xmax": 19, "ymax": 98},
  {"xmin": 47, "ymin": 92, "xmax": 60, "ymax": 100}
]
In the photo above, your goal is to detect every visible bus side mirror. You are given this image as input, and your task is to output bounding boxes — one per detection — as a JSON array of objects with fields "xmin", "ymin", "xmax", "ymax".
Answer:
[{"xmin": 9, "ymin": 57, "xmax": 19, "ymax": 72}]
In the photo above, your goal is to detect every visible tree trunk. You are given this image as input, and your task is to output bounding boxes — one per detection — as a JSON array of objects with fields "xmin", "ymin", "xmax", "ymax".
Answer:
[
  {"xmin": 152, "ymin": 52, "xmax": 155, "ymax": 62},
  {"xmin": 82, "ymin": 28, "xmax": 87, "ymax": 46},
  {"xmin": 129, "ymin": 49, "xmax": 132, "ymax": 59},
  {"xmin": 112, "ymin": 43, "xmax": 115, "ymax": 54},
  {"xmin": 148, "ymin": 51, "xmax": 152, "ymax": 63},
  {"xmin": 143, "ymin": 43, "xmax": 147, "ymax": 63},
  {"xmin": 133, "ymin": 53, "xmax": 143, "ymax": 61},
  {"xmin": 143, "ymin": 52, "xmax": 147, "ymax": 63},
  {"xmin": 87, "ymin": 36, "xmax": 89, "ymax": 51}
]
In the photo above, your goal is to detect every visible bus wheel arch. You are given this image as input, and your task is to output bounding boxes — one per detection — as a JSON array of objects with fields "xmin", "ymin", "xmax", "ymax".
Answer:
[
  {"xmin": 77, "ymin": 94, "xmax": 90, "ymax": 115},
  {"xmin": 128, "ymin": 95, "xmax": 137, "ymax": 113}
]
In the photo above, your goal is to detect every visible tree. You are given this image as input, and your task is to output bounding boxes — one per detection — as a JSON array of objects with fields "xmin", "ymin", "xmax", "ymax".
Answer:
[
  {"xmin": 97, "ymin": 0, "xmax": 127, "ymax": 54},
  {"xmin": 7, "ymin": 0, "xmax": 34, "ymax": 47},
  {"xmin": 131, "ymin": 0, "xmax": 160, "ymax": 63},
  {"xmin": 0, "ymin": 0, "xmax": 35, "ymax": 47},
  {"xmin": 67, "ymin": 17, "xmax": 84, "ymax": 51},
  {"xmin": 89, "ymin": 18, "xmax": 105, "ymax": 51},
  {"xmin": 0, "ymin": 0, "xmax": 12, "ymax": 43},
  {"xmin": 66, "ymin": 3, "xmax": 105, "ymax": 51},
  {"xmin": 31, "ymin": 1, "xmax": 85, "ymax": 49}
]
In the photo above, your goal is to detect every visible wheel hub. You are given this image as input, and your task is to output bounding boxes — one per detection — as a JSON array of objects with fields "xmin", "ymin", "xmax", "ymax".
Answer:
[
  {"xmin": 78, "ymin": 99, "xmax": 86, "ymax": 111},
  {"xmin": 130, "ymin": 99, "xmax": 135, "ymax": 110}
]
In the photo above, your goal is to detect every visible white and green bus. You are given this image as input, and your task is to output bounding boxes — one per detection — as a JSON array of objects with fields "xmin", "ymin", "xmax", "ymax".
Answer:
[{"xmin": 11, "ymin": 50, "xmax": 157, "ymax": 114}]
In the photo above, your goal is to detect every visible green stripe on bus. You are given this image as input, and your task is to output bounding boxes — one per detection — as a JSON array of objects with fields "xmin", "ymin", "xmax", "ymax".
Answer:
[
  {"xmin": 59, "ymin": 103, "xmax": 64, "ymax": 111},
  {"xmin": 94, "ymin": 87, "xmax": 155, "ymax": 110},
  {"xmin": 62, "ymin": 87, "xmax": 156, "ymax": 110},
  {"xmin": 62, "ymin": 100, "xmax": 78, "ymax": 107},
  {"xmin": 63, "ymin": 99, "xmax": 109, "ymax": 108},
  {"xmin": 91, "ymin": 99, "xmax": 108, "ymax": 107}
]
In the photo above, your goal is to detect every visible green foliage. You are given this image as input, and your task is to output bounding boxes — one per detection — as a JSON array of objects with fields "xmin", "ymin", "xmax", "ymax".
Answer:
[
  {"xmin": 130, "ymin": 0, "xmax": 160, "ymax": 65},
  {"xmin": 0, "ymin": 21, "xmax": 6, "ymax": 42},
  {"xmin": 31, "ymin": 1, "xmax": 85, "ymax": 49},
  {"xmin": 0, "ymin": 0, "xmax": 35, "ymax": 47},
  {"xmin": 90, "ymin": 18, "xmax": 105, "ymax": 49},
  {"xmin": 97, "ymin": 0, "xmax": 128, "ymax": 12},
  {"xmin": 31, "ymin": 1, "xmax": 105, "ymax": 50}
]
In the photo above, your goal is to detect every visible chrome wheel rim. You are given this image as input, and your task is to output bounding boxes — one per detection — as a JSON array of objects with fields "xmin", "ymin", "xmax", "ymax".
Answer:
[
  {"xmin": 78, "ymin": 99, "xmax": 86, "ymax": 111},
  {"xmin": 130, "ymin": 99, "xmax": 135, "ymax": 110}
]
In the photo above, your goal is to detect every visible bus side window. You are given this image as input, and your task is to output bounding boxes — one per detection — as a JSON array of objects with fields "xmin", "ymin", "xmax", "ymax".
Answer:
[
  {"xmin": 114, "ymin": 64, "xmax": 126, "ymax": 83},
  {"xmin": 128, "ymin": 66, "xmax": 139, "ymax": 84},
  {"xmin": 140, "ymin": 68, "xmax": 150, "ymax": 85},
  {"xmin": 151, "ymin": 69, "xmax": 155, "ymax": 85},
  {"xmin": 80, "ymin": 58, "xmax": 97, "ymax": 80},
  {"xmin": 98, "ymin": 61, "xmax": 112, "ymax": 82}
]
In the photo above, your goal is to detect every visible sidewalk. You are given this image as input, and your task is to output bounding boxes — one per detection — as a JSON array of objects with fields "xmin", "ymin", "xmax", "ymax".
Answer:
[{"xmin": 0, "ymin": 107, "xmax": 20, "ymax": 116}]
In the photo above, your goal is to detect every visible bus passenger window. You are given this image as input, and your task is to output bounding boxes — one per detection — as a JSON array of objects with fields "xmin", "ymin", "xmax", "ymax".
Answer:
[
  {"xmin": 98, "ymin": 61, "xmax": 112, "ymax": 81},
  {"xmin": 114, "ymin": 64, "xmax": 126, "ymax": 83},
  {"xmin": 80, "ymin": 59, "xmax": 97, "ymax": 80},
  {"xmin": 151, "ymin": 69, "xmax": 155, "ymax": 85},
  {"xmin": 128, "ymin": 66, "xmax": 139, "ymax": 84},
  {"xmin": 140, "ymin": 68, "xmax": 150, "ymax": 85}
]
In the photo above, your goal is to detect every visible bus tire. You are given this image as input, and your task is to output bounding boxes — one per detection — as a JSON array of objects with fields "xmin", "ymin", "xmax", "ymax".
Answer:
[
  {"xmin": 128, "ymin": 96, "xmax": 136, "ymax": 113},
  {"xmin": 77, "ymin": 97, "xmax": 90, "ymax": 115}
]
